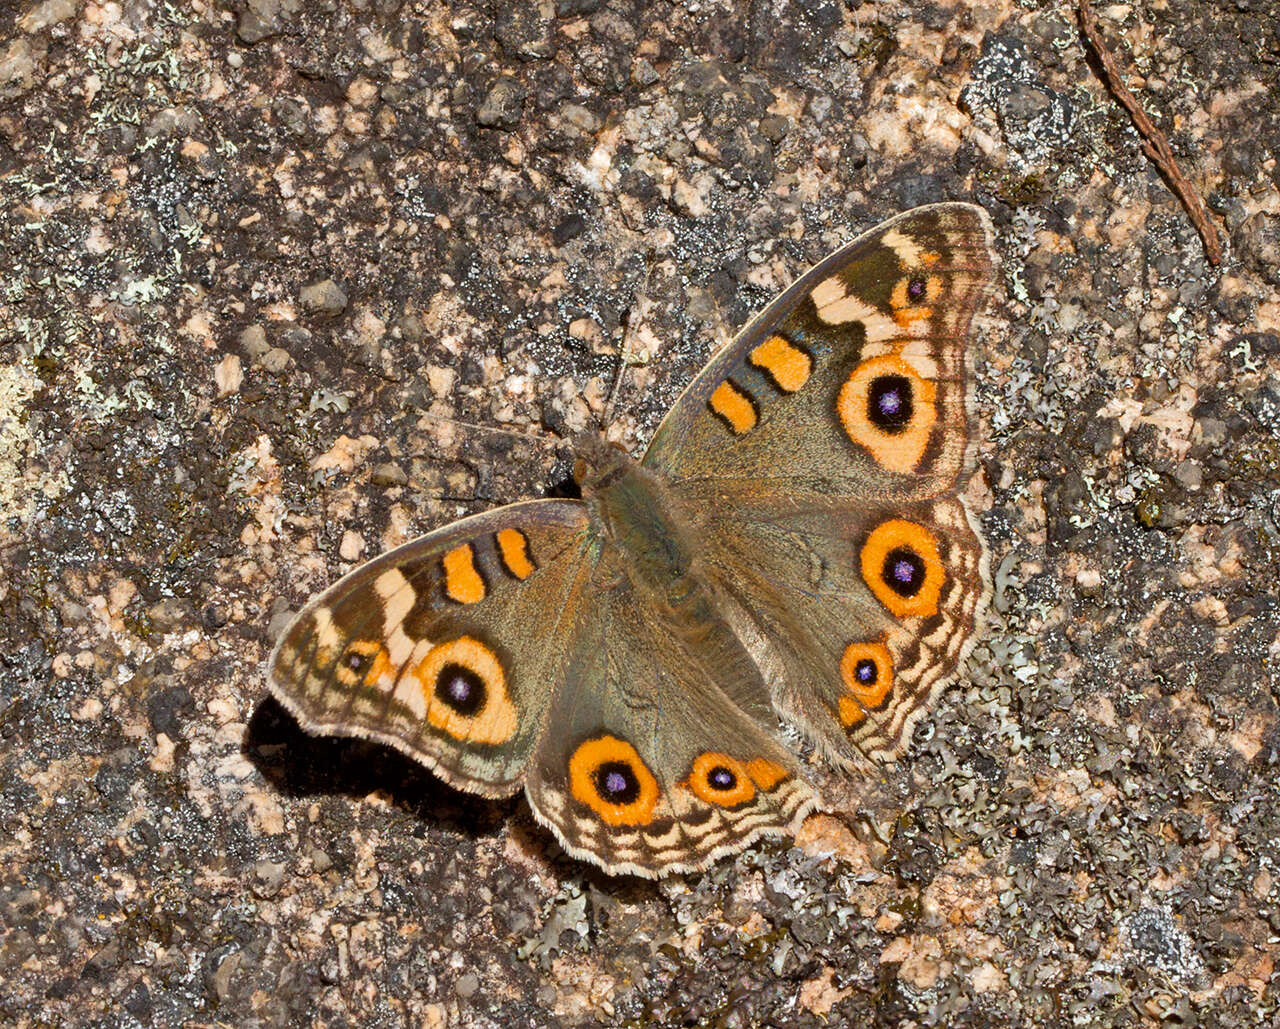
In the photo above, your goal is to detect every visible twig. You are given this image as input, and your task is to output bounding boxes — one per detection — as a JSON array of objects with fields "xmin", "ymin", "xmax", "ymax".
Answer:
[{"xmin": 1078, "ymin": 0, "xmax": 1223, "ymax": 266}]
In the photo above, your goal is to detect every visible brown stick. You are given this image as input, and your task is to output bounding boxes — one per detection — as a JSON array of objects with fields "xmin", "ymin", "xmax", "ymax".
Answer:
[{"xmin": 1078, "ymin": 0, "xmax": 1223, "ymax": 266}]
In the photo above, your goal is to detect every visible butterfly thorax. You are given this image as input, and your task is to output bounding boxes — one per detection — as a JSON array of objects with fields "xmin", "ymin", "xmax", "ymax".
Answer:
[{"xmin": 572, "ymin": 433, "xmax": 703, "ymax": 612}]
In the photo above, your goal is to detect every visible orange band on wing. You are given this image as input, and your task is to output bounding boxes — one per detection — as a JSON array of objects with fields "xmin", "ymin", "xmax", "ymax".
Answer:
[
  {"xmin": 749, "ymin": 335, "xmax": 812, "ymax": 393},
  {"xmin": 495, "ymin": 528, "xmax": 535, "ymax": 579},
  {"xmin": 442, "ymin": 543, "xmax": 486, "ymax": 604},
  {"xmin": 709, "ymin": 380, "xmax": 758, "ymax": 434}
]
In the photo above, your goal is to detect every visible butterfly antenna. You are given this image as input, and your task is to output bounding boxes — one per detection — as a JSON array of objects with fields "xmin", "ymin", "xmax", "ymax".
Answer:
[
  {"xmin": 601, "ymin": 253, "xmax": 656, "ymax": 431},
  {"xmin": 418, "ymin": 410, "xmax": 564, "ymax": 450}
]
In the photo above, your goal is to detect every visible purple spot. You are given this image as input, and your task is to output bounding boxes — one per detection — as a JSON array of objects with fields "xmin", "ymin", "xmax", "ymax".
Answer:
[
  {"xmin": 709, "ymin": 766, "xmax": 736, "ymax": 790},
  {"xmin": 880, "ymin": 546, "xmax": 926, "ymax": 598},
  {"xmin": 867, "ymin": 374, "xmax": 913, "ymax": 432},
  {"xmin": 907, "ymin": 277, "xmax": 926, "ymax": 301},
  {"xmin": 436, "ymin": 663, "xmax": 485, "ymax": 715},
  {"xmin": 855, "ymin": 659, "xmax": 877, "ymax": 684},
  {"xmin": 603, "ymin": 770, "xmax": 629, "ymax": 796}
]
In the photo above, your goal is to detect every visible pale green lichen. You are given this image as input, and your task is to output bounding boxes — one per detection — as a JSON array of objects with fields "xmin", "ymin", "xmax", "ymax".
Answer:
[{"xmin": 0, "ymin": 362, "xmax": 67, "ymax": 528}]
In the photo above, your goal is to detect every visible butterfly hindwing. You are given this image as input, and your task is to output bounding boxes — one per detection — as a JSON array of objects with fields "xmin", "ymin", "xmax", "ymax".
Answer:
[
  {"xmin": 524, "ymin": 548, "xmax": 819, "ymax": 877},
  {"xmin": 269, "ymin": 500, "xmax": 591, "ymax": 797},
  {"xmin": 694, "ymin": 491, "xmax": 989, "ymax": 767}
]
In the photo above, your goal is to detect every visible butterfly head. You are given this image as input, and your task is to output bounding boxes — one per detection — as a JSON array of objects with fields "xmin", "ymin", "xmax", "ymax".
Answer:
[{"xmin": 572, "ymin": 433, "xmax": 634, "ymax": 497}]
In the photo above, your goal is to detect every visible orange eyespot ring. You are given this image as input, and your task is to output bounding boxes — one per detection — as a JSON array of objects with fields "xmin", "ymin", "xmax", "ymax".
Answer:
[
  {"xmin": 890, "ymin": 273, "xmax": 941, "ymax": 323},
  {"xmin": 568, "ymin": 735, "xmax": 661, "ymax": 827},
  {"xmin": 335, "ymin": 638, "xmax": 392, "ymax": 688},
  {"xmin": 686, "ymin": 752, "xmax": 756, "ymax": 807},
  {"xmin": 860, "ymin": 519, "xmax": 945, "ymax": 619},
  {"xmin": 836, "ymin": 356, "xmax": 937, "ymax": 474},
  {"xmin": 838, "ymin": 641, "xmax": 894, "ymax": 728},
  {"xmin": 412, "ymin": 636, "xmax": 517, "ymax": 744}
]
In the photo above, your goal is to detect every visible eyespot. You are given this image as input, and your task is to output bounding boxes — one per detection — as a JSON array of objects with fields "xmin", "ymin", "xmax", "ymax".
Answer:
[
  {"xmin": 836, "ymin": 356, "xmax": 937, "ymax": 473},
  {"xmin": 890, "ymin": 273, "xmax": 939, "ymax": 325},
  {"xmin": 838, "ymin": 641, "xmax": 894, "ymax": 728},
  {"xmin": 686, "ymin": 752, "xmax": 756, "ymax": 807},
  {"xmin": 412, "ymin": 636, "xmax": 518, "ymax": 744},
  {"xmin": 568, "ymin": 735, "xmax": 661, "ymax": 827},
  {"xmin": 335, "ymin": 638, "xmax": 392, "ymax": 688},
  {"xmin": 860, "ymin": 519, "xmax": 945, "ymax": 618}
]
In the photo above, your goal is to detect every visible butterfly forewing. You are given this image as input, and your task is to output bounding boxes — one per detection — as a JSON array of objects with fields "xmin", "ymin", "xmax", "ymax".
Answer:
[
  {"xmin": 643, "ymin": 203, "xmax": 996, "ymax": 502},
  {"xmin": 268, "ymin": 500, "xmax": 592, "ymax": 797}
]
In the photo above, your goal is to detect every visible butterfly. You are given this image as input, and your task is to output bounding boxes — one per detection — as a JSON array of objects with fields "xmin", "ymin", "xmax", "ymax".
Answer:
[{"xmin": 268, "ymin": 203, "xmax": 997, "ymax": 878}]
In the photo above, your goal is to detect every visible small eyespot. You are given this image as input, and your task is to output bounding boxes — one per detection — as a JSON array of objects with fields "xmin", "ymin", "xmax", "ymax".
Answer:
[
  {"xmin": 687, "ymin": 752, "xmax": 757, "ymax": 807},
  {"xmin": 838, "ymin": 641, "xmax": 894, "ymax": 729},
  {"xmin": 334, "ymin": 639, "xmax": 388, "ymax": 687}
]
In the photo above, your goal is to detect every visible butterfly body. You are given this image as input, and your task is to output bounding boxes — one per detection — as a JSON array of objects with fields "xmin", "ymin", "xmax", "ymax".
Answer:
[{"xmin": 269, "ymin": 203, "xmax": 998, "ymax": 877}]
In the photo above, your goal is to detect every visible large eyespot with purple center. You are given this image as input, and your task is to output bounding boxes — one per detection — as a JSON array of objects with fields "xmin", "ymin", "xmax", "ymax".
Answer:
[
  {"xmin": 412, "ymin": 636, "xmax": 517, "ymax": 744},
  {"xmin": 568, "ymin": 735, "xmax": 661, "ymax": 827},
  {"xmin": 686, "ymin": 752, "xmax": 756, "ymax": 807},
  {"xmin": 837, "ymin": 640, "xmax": 894, "ymax": 729},
  {"xmin": 860, "ymin": 519, "xmax": 945, "ymax": 619},
  {"xmin": 836, "ymin": 355, "xmax": 937, "ymax": 474}
]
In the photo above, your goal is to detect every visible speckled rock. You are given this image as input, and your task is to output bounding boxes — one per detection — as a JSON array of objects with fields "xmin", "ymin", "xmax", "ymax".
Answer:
[{"xmin": 2, "ymin": 1, "xmax": 1278, "ymax": 1027}]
